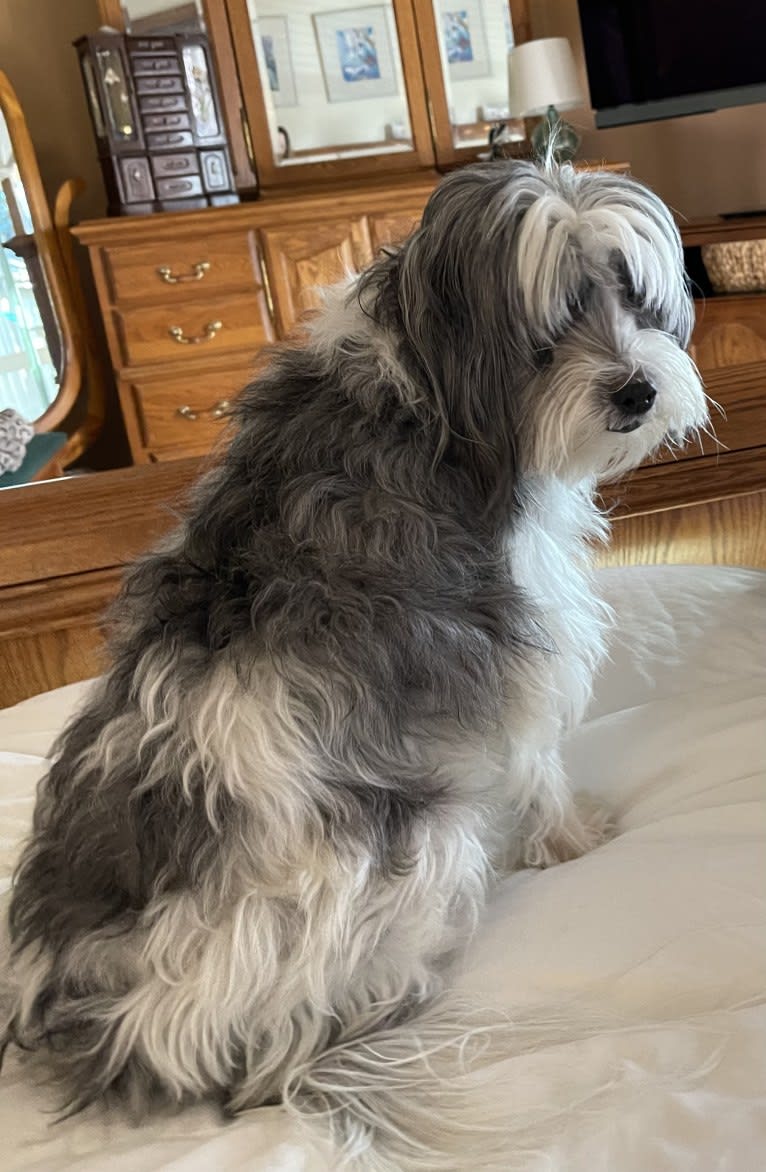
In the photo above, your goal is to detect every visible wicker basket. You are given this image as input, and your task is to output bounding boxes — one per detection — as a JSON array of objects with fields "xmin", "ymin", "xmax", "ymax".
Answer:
[{"xmin": 701, "ymin": 239, "xmax": 766, "ymax": 294}]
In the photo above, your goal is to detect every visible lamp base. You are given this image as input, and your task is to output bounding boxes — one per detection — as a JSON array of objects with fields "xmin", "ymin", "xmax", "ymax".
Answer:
[{"xmin": 531, "ymin": 105, "xmax": 580, "ymax": 163}]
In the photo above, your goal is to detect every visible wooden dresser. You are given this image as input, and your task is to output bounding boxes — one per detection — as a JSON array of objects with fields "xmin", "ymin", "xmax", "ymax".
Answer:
[
  {"xmin": 74, "ymin": 175, "xmax": 437, "ymax": 463},
  {"xmin": 74, "ymin": 184, "xmax": 766, "ymax": 516}
]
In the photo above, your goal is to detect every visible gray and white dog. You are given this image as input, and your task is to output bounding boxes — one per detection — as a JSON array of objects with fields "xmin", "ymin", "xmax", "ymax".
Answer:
[{"xmin": 4, "ymin": 161, "xmax": 708, "ymax": 1169}]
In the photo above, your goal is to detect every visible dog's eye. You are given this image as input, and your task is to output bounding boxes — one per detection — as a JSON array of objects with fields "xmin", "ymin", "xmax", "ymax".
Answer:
[
  {"xmin": 613, "ymin": 258, "xmax": 644, "ymax": 308},
  {"xmin": 534, "ymin": 347, "xmax": 554, "ymax": 369},
  {"xmin": 567, "ymin": 278, "xmax": 593, "ymax": 318},
  {"xmin": 623, "ymin": 278, "xmax": 644, "ymax": 308}
]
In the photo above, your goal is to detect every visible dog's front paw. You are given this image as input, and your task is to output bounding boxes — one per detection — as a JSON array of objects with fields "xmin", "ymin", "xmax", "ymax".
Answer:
[{"xmin": 522, "ymin": 792, "xmax": 615, "ymax": 868}]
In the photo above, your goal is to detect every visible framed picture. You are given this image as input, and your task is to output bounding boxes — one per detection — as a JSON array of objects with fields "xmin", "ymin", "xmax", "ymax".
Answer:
[
  {"xmin": 257, "ymin": 14, "xmax": 298, "ymax": 108},
  {"xmin": 439, "ymin": 2, "xmax": 491, "ymax": 81},
  {"xmin": 313, "ymin": 6, "xmax": 399, "ymax": 103}
]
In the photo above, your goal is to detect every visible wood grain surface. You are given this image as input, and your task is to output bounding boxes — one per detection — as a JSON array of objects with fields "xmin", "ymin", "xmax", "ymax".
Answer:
[
  {"xmin": 0, "ymin": 459, "xmax": 200, "ymax": 589},
  {"xmin": 601, "ymin": 490, "xmax": 766, "ymax": 569},
  {"xmin": 603, "ymin": 448, "xmax": 766, "ymax": 516}
]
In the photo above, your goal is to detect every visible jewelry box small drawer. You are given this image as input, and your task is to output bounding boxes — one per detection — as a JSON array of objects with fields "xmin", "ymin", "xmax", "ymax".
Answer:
[
  {"xmin": 147, "ymin": 130, "xmax": 194, "ymax": 150},
  {"xmin": 151, "ymin": 151, "xmax": 198, "ymax": 179},
  {"xmin": 124, "ymin": 365, "xmax": 252, "ymax": 454},
  {"xmin": 201, "ymin": 150, "xmax": 231, "ymax": 192},
  {"xmin": 112, "ymin": 291, "xmax": 274, "ymax": 367},
  {"xmin": 100, "ymin": 229, "xmax": 267, "ymax": 304},
  {"xmin": 136, "ymin": 75, "xmax": 184, "ymax": 94},
  {"xmin": 130, "ymin": 54, "xmax": 181, "ymax": 76},
  {"xmin": 138, "ymin": 94, "xmax": 187, "ymax": 114},
  {"xmin": 155, "ymin": 175, "xmax": 203, "ymax": 200},
  {"xmin": 142, "ymin": 112, "xmax": 191, "ymax": 131},
  {"xmin": 117, "ymin": 157, "xmax": 155, "ymax": 203},
  {"xmin": 127, "ymin": 36, "xmax": 176, "ymax": 53}
]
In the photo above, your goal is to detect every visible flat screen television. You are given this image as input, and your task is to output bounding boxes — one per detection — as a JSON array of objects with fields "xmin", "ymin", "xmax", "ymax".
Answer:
[{"xmin": 577, "ymin": 0, "xmax": 766, "ymax": 128}]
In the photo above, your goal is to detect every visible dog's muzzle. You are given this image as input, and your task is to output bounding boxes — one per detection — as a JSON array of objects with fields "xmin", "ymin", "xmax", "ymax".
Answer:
[{"xmin": 609, "ymin": 379, "xmax": 657, "ymax": 432}]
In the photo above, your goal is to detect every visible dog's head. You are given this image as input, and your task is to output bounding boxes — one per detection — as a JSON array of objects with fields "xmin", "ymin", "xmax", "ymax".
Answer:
[{"xmin": 365, "ymin": 161, "xmax": 709, "ymax": 489}]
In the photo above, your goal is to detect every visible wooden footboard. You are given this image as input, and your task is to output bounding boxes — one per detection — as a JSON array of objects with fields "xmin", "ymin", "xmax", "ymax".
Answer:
[{"xmin": 1, "ymin": 461, "xmax": 199, "ymax": 707}]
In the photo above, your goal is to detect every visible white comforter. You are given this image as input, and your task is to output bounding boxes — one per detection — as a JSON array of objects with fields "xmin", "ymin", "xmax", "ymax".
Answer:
[{"xmin": 1, "ymin": 565, "xmax": 764, "ymax": 1171}]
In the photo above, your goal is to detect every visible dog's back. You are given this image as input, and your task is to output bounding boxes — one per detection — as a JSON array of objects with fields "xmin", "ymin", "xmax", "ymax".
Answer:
[{"xmin": 4, "ymin": 327, "xmax": 523, "ymax": 1159}]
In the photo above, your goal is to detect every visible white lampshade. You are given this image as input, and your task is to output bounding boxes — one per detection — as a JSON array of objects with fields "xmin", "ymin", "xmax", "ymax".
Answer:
[{"xmin": 508, "ymin": 37, "xmax": 584, "ymax": 118}]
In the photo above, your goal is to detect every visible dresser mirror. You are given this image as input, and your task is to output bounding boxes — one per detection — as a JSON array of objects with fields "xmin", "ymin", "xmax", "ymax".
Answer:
[
  {"xmin": 0, "ymin": 86, "xmax": 63, "ymax": 423},
  {"xmin": 0, "ymin": 70, "xmax": 100, "ymax": 486},
  {"xmin": 225, "ymin": 0, "xmax": 435, "ymax": 186},
  {"xmin": 244, "ymin": 0, "xmax": 415, "ymax": 168},
  {"xmin": 421, "ymin": 0, "xmax": 527, "ymax": 152}
]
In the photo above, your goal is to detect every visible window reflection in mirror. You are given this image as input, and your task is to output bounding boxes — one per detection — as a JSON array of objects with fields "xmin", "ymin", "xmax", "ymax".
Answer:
[
  {"xmin": 247, "ymin": 1, "xmax": 413, "ymax": 167},
  {"xmin": 0, "ymin": 113, "xmax": 59, "ymax": 419},
  {"xmin": 434, "ymin": 0, "xmax": 524, "ymax": 148}
]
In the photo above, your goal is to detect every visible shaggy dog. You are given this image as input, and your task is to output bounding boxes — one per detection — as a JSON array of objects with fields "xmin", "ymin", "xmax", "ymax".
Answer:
[{"xmin": 3, "ymin": 160, "xmax": 708, "ymax": 1169}]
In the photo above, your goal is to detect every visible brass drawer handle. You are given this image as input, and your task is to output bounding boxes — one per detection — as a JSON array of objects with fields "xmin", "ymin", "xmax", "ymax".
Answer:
[
  {"xmin": 176, "ymin": 399, "xmax": 232, "ymax": 422},
  {"xmin": 158, "ymin": 261, "xmax": 211, "ymax": 284},
  {"xmin": 168, "ymin": 319, "xmax": 222, "ymax": 345}
]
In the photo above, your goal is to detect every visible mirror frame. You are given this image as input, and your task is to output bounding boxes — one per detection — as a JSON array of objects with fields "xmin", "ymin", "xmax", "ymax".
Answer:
[
  {"xmin": 412, "ymin": 0, "xmax": 531, "ymax": 169},
  {"xmin": 0, "ymin": 70, "xmax": 85, "ymax": 435},
  {"xmin": 226, "ymin": 0, "xmax": 438, "ymax": 190}
]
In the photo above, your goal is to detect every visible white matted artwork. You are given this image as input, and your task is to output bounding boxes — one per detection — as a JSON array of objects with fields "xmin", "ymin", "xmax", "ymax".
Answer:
[
  {"xmin": 439, "ymin": 1, "xmax": 491, "ymax": 81},
  {"xmin": 257, "ymin": 14, "xmax": 298, "ymax": 107},
  {"xmin": 313, "ymin": 6, "xmax": 399, "ymax": 103}
]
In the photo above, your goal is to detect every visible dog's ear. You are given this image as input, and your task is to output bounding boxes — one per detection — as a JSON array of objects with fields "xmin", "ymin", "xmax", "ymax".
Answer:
[{"xmin": 391, "ymin": 170, "xmax": 527, "ymax": 507}]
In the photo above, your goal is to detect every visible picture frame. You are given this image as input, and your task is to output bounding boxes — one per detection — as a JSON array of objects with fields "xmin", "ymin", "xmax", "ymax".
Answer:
[
  {"xmin": 257, "ymin": 14, "xmax": 298, "ymax": 108},
  {"xmin": 439, "ymin": 1, "xmax": 492, "ymax": 82},
  {"xmin": 313, "ymin": 6, "xmax": 399, "ymax": 104}
]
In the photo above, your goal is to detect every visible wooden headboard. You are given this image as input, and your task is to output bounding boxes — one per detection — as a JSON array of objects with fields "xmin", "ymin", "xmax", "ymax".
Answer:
[{"xmin": 1, "ymin": 459, "xmax": 764, "ymax": 708}]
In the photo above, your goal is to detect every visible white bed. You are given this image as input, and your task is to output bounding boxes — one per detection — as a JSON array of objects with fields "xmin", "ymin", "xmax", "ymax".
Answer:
[{"xmin": 2, "ymin": 564, "xmax": 765, "ymax": 1172}]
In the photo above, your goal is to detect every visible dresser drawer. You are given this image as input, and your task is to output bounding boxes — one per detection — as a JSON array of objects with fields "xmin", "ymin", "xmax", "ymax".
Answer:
[
  {"xmin": 112, "ymin": 291, "xmax": 274, "ymax": 368},
  {"xmin": 122, "ymin": 364, "xmax": 252, "ymax": 455},
  {"xmin": 100, "ymin": 230, "xmax": 265, "ymax": 304},
  {"xmin": 650, "ymin": 361, "xmax": 766, "ymax": 465},
  {"xmin": 700, "ymin": 362, "xmax": 766, "ymax": 451},
  {"xmin": 690, "ymin": 294, "xmax": 766, "ymax": 371}
]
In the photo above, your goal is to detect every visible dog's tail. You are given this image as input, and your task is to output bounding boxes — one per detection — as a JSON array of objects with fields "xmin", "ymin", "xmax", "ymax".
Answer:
[
  {"xmin": 281, "ymin": 992, "xmax": 729, "ymax": 1172},
  {"xmin": 282, "ymin": 995, "xmax": 520, "ymax": 1172}
]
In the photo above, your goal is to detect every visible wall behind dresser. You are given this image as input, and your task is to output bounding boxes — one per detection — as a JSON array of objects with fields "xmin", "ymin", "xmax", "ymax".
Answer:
[{"xmin": 0, "ymin": 0, "xmax": 105, "ymax": 219}]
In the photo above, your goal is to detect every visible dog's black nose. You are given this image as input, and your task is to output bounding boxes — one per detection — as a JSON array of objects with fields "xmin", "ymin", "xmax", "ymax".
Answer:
[{"xmin": 612, "ymin": 380, "xmax": 657, "ymax": 415}]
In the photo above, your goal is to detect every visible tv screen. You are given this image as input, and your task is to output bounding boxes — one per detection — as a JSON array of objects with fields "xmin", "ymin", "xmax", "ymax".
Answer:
[{"xmin": 577, "ymin": 0, "xmax": 766, "ymax": 127}]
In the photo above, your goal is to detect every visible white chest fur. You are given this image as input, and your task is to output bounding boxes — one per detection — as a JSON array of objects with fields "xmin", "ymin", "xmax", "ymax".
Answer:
[{"xmin": 506, "ymin": 477, "xmax": 613, "ymax": 732}]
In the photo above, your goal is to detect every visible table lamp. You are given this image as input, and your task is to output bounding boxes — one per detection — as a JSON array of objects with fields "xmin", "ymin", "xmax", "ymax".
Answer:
[{"xmin": 508, "ymin": 37, "xmax": 584, "ymax": 163}]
